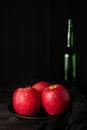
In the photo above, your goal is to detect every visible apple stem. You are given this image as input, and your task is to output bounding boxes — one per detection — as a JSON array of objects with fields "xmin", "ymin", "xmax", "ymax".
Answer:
[{"xmin": 49, "ymin": 85, "xmax": 57, "ymax": 89}]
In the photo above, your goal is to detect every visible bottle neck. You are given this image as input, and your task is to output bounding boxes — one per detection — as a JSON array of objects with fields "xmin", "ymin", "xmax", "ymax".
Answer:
[{"xmin": 67, "ymin": 19, "xmax": 74, "ymax": 47}]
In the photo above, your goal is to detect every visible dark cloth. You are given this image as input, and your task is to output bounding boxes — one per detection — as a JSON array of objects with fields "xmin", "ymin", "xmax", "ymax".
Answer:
[{"xmin": 34, "ymin": 89, "xmax": 87, "ymax": 130}]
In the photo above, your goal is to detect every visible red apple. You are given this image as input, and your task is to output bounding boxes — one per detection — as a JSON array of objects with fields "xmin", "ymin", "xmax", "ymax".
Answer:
[
  {"xmin": 32, "ymin": 81, "xmax": 51, "ymax": 93},
  {"xmin": 42, "ymin": 84, "xmax": 71, "ymax": 115},
  {"xmin": 12, "ymin": 87, "xmax": 41, "ymax": 116}
]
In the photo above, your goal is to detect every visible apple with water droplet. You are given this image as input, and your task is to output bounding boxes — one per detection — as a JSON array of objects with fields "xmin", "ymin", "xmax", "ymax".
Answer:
[
  {"xmin": 42, "ymin": 84, "xmax": 71, "ymax": 115},
  {"xmin": 32, "ymin": 81, "xmax": 51, "ymax": 93},
  {"xmin": 12, "ymin": 87, "xmax": 41, "ymax": 116}
]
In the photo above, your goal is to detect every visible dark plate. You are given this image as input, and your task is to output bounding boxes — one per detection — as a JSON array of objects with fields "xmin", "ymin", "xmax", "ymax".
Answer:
[{"xmin": 8, "ymin": 104, "xmax": 51, "ymax": 120}]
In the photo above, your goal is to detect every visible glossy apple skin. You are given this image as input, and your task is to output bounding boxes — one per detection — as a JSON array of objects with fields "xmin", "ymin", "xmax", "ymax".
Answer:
[
  {"xmin": 32, "ymin": 81, "xmax": 51, "ymax": 93},
  {"xmin": 12, "ymin": 87, "xmax": 41, "ymax": 116},
  {"xmin": 42, "ymin": 84, "xmax": 71, "ymax": 115}
]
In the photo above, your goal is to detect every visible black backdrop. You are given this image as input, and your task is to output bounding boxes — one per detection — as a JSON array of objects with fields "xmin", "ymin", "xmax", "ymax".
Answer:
[{"xmin": 0, "ymin": 1, "xmax": 87, "ymax": 90}]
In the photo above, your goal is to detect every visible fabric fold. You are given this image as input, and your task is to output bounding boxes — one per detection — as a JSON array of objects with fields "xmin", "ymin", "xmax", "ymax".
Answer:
[{"xmin": 33, "ymin": 89, "xmax": 87, "ymax": 130}]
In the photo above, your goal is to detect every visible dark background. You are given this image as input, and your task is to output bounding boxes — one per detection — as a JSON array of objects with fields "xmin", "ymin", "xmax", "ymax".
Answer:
[{"xmin": 0, "ymin": 1, "xmax": 87, "ymax": 91}]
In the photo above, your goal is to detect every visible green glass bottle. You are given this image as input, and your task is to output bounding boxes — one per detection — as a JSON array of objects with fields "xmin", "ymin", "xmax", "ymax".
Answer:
[{"xmin": 64, "ymin": 19, "xmax": 78, "ymax": 88}]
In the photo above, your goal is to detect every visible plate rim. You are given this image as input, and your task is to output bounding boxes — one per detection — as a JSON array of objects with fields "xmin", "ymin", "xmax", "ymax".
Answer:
[{"xmin": 8, "ymin": 103, "xmax": 51, "ymax": 120}]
